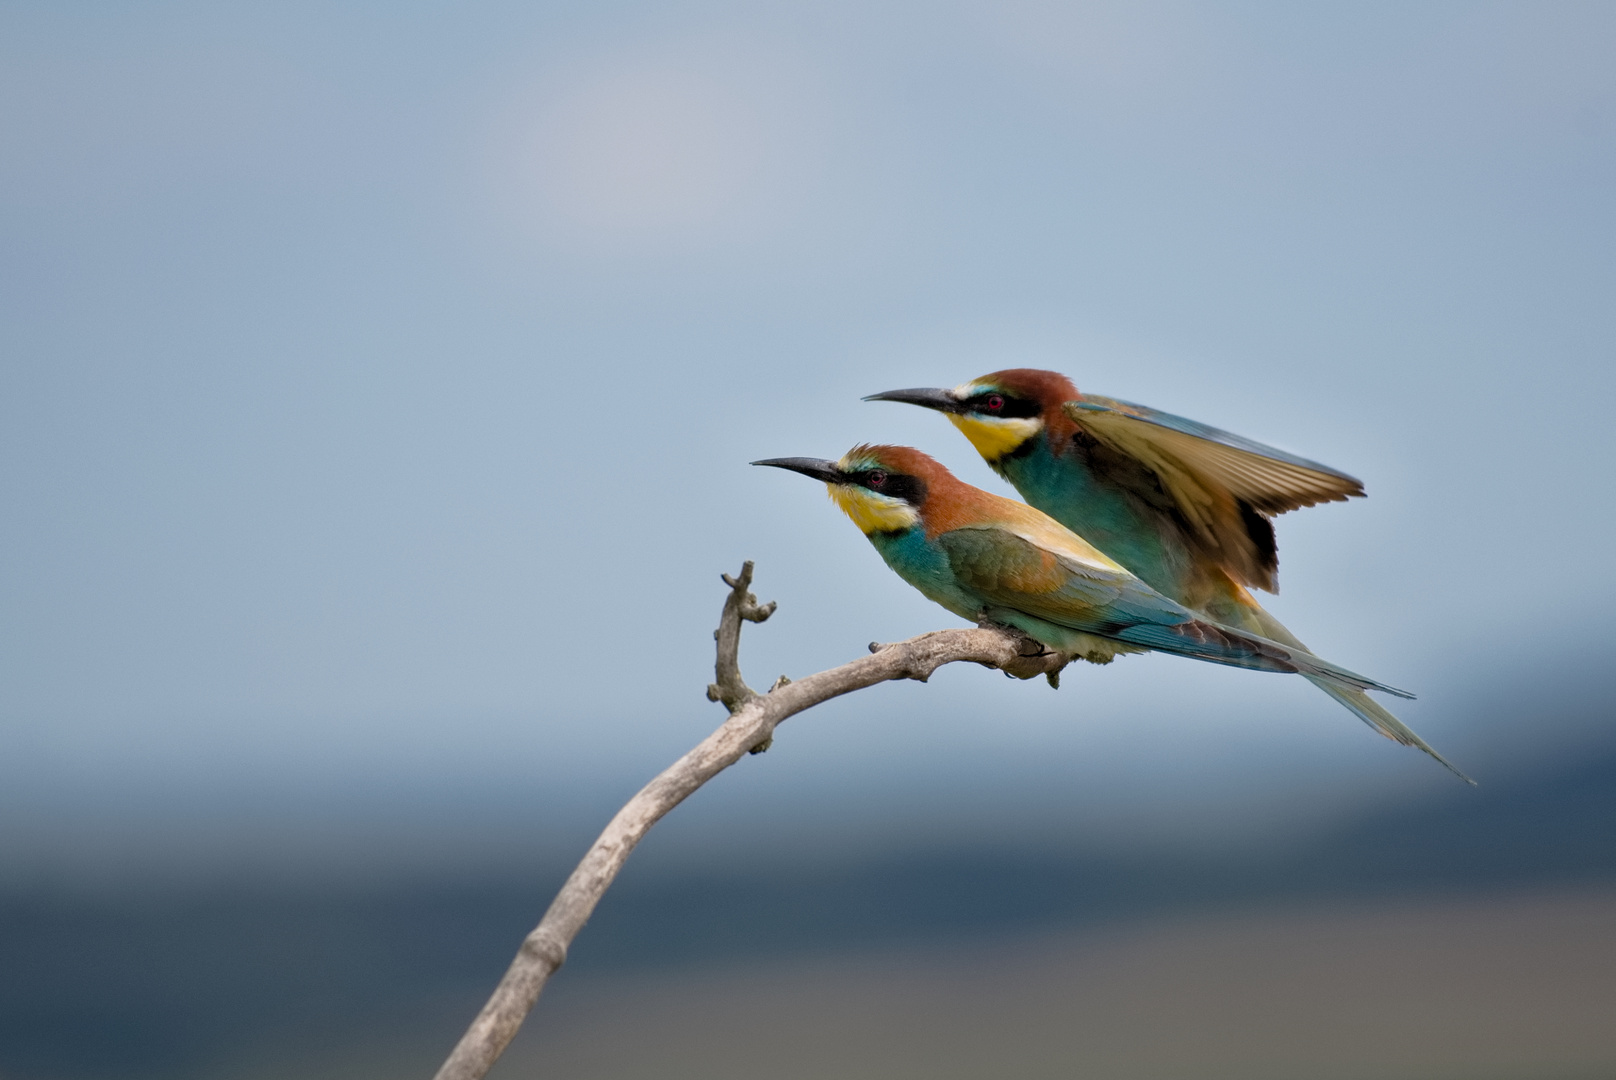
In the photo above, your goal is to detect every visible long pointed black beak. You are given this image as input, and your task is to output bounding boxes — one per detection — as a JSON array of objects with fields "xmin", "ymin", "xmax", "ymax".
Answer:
[
  {"xmin": 751, "ymin": 457, "xmax": 847, "ymax": 484},
  {"xmin": 862, "ymin": 387, "xmax": 963, "ymax": 413}
]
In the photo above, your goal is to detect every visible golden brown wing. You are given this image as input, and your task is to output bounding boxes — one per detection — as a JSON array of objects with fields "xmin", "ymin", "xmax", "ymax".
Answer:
[{"xmin": 1064, "ymin": 396, "xmax": 1365, "ymax": 591}]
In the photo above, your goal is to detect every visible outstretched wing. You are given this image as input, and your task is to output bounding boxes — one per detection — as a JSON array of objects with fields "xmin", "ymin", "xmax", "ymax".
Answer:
[{"xmin": 1064, "ymin": 396, "xmax": 1365, "ymax": 592}]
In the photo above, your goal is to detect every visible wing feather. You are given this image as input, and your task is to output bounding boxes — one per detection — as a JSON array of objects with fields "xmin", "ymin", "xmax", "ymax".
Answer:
[
  {"xmin": 937, "ymin": 524, "xmax": 1414, "ymax": 695},
  {"xmin": 1067, "ymin": 396, "xmax": 1364, "ymax": 512},
  {"xmin": 1064, "ymin": 396, "xmax": 1365, "ymax": 591},
  {"xmin": 938, "ymin": 525, "xmax": 1184, "ymax": 632}
]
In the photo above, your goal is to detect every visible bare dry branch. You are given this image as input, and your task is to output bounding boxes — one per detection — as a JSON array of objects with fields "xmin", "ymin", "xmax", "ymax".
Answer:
[
  {"xmin": 431, "ymin": 563, "xmax": 1067, "ymax": 1080},
  {"xmin": 706, "ymin": 560, "xmax": 776, "ymax": 715}
]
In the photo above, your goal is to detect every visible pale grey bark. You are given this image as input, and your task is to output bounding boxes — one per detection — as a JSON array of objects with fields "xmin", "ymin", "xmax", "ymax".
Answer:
[{"xmin": 431, "ymin": 562, "xmax": 1067, "ymax": 1080}]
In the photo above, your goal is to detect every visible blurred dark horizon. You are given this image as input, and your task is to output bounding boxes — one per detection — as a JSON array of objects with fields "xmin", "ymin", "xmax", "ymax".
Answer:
[
  {"xmin": 2, "ymin": 623, "xmax": 1609, "ymax": 896},
  {"xmin": 4, "ymin": 640, "xmax": 1616, "ymax": 1077},
  {"xmin": 4, "ymin": 689, "xmax": 1615, "ymax": 1079}
]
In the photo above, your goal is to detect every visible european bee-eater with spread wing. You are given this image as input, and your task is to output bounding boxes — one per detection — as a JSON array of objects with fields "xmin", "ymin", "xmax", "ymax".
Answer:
[{"xmin": 865, "ymin": 370, "xmax": 1468, "ymax": 781}]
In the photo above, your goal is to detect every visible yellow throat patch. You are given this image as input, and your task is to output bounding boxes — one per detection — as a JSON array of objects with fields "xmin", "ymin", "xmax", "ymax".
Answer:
[
  {"xmin": 828, "ymin": 482, "xmax": 920, "ymax": 535},
  {"xmin": 945, "ymin": 412, "xmax": 1042, "ymax": 462}
]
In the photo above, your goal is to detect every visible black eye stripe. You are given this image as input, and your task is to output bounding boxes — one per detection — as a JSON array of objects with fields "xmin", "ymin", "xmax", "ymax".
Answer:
[
  {"xmin": 962, "ymin": 391, "xmax": 1041, "ymax": 419},
  {"xmin": 852, "ymin": 470, "xmax": 927, "ymax": 505}
]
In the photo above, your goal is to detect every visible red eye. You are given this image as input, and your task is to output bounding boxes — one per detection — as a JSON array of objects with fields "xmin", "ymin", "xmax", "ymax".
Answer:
[
  {"xmin": 985, "ymin": 394, "xmax": 1005, "ymax": 412},
  {"xmin": 867, "ymin": 470, "xmax": 887, "ymax": 488}
]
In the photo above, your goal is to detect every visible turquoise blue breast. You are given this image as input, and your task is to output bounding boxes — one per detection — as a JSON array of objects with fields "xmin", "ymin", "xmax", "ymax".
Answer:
[
  {"xmin": 997, "ymin": 432, "xmax": 1193, "ymax": 598},
  {"xmin": 866, "ymin": 526, "xmax": 983, "ymax": 623}
]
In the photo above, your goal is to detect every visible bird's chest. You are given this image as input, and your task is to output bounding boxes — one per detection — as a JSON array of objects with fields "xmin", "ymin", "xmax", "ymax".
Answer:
[
  {"xmin": 1001, "ymin": 440, "xmax": 1194, "ymax": 594},
  {"xmin": 866, "ymin": 529, "xmax": 982, "ymax": 623}
]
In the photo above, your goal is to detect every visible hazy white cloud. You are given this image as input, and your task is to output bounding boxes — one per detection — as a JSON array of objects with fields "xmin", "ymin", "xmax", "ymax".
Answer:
[{"xmin": 487, "ymin": 37, "xmax": 829, "ymax": 255}]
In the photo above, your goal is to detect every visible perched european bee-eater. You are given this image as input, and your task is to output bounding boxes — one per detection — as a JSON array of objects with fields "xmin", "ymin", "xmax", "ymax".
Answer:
[
  {"xmin": 866, "ymin": 370, "xmax": 1469, "ymax": 781},
  {"xmin": 754, "ymin": 445, "xmax": 1420, "ymax": 722}
]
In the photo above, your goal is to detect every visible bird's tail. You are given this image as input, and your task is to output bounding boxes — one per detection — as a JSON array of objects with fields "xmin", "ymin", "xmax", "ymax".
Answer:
[
  {"xmin": 1278, "ymin": 644, "xmax": 1417, "ymax": 699},
  {"xmin": 1231, "ymin": 598, "xmax": 1473, "ymax": 784},
  {"xmin": 1304, "ymin": 676, "xmax": 1475, "ymax": 785},
  {"xmin": 1118, "ymin": 618, "xmax": 1414, "ymax": 698}
]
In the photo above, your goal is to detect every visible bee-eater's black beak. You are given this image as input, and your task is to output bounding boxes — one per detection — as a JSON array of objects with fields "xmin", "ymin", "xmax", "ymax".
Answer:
[
  {"xmin": 862, "ymin": 387, "xmax": 964, "ymax": 413},
  {"xmin": 751, "ymin": 457, "xmax": 847, "ymax": 484}
]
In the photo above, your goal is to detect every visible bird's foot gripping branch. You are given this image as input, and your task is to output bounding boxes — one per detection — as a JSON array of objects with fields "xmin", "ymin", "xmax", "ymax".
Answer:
[
  {"xmin": 431, "ymin": 562, "xmax": 1068, "ymax": 1080},
  {"xmin": 968, "ymin": 620, "xmax": 1070, "ymax": 688}
]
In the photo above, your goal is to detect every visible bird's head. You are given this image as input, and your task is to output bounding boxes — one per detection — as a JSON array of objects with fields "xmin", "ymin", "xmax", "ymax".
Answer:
[
  {"xmin": 752, "ymin": 444, "xmax": 952, "ymax": 536},
  {"xmin": 864, "ymin": 368, "xmax": 1079, "ymax": 464}
]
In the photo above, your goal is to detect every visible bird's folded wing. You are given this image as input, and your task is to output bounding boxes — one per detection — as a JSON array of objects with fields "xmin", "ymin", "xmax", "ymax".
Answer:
[
  {"xmin": 1063, "ymin": 396, "xmax": 1365, "ymax": 592},
  {"xmin": 938, "ymin": 525, "xmax": 1412, "ymax": 690},
  {"xmin": 938, "ymin": 525, "xmax": 1187, "ymax": 634}
]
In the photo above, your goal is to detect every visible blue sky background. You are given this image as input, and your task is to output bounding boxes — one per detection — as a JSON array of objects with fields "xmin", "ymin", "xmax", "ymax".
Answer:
[{"xmin": 2, "ymin": 1, "xmax": 1614, "ymax": 887}]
